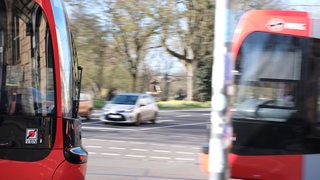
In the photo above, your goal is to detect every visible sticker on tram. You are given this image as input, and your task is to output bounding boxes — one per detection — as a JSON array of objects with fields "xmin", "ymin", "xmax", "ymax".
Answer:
[
  {"xmin": 266, "ymin": 18, "xmax": 285, "ymax": 31},
  {"xmin": 25, "ymin": 128, "xmax": 38, "ymax": 144},
  {"xmin": 266, "ymin": 18, "xmax": 306, "ymax": 32}
]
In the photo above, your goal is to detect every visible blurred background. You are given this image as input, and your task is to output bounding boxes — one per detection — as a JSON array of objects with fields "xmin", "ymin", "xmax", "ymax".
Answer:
[{"xmin": 63, "ymin": 0, "xmax": 320, "ymax": 102}]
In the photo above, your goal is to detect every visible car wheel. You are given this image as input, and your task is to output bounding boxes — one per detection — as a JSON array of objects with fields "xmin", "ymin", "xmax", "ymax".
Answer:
[
  {"xmin": 150, "ymin": 112, "xmax": 158, "ymax": 124},
  {"xmin": 135, "ymin": 114, "xmax": 141, "ymax": 126}
]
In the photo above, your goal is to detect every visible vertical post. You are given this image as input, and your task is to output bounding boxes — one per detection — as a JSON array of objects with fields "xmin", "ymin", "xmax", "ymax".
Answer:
[{"xmin": 209, "ymin": 0, "xmax": 235, "ymax": 179}]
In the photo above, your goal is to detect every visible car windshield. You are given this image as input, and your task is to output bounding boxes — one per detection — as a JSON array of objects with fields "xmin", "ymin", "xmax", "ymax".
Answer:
[{"xmin": 110, "ymin": 95, "xmax": 138, "ymax": 105}]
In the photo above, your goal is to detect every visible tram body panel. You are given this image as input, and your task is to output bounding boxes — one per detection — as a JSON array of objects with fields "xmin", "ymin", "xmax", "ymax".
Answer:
[
  {"xmin": 230, "ymin": 154, "xmax": 302, "ymax": 180},
  {"xmin": 233, "ymin": 10, "xmax": 310, "ymax": 57},
  {"xmin": 0, "ymin": 150, "xmax": 86, "ymax": 179},
  {"xmin": 0, "ymin": 150, "xmax": 64, "ymax": 179}
]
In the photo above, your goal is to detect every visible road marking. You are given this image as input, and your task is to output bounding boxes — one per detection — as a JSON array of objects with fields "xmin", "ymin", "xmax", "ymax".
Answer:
[
  {"xmin": 129, "ymin": 142, "xmax": 146, "ymax": 145},
  {"xmin": 175, "ymin": 151, "xmax": 194, "ymax": 155},
  {"xmin": 82, "ymin": 126, "xmax": 135, "ymax": 131},
  {"xmin": 91, "ymin": 152, "xmax": 197, "ymax": 162},
  {"xmin": 170, "ymin": 145, "xmax": 186, "ymax": 148},
  {"xmin": 82, "ymin": 121, "xmax": 207, "ymax": 132},
  {"xmin": 150, "ymin": 156, "xmax": 171, "ymax": 160},
  {"xmin": 84, "ymin": 119, "xmax": 175, "ymax": 124},
  {"xmin": 139, "ymin": 122, "xmax": 207, "ymax": 131},
  {"xmin": 157, "ymin": 120, "xmax": 174, "ymax": 123},
  {"xmin": 174, "ymin": 158, "xmax": 195, "ymax": 161},
  {"xmin": 108, "ymin": 147, "xmax": 126, "ymax": 150},
  {"xmin": 191, "ymin": 147, "xmax": 201, "ymax": 150},
  {"xmin": 83, "ymin": 138, "xmax": 106, "ymax": 142},
  {"xmin": 86, "ymin": 145, "xmax": 102, "ymax": 148},
  {"xmin": 109, "ymin": 140, "xmax": 126, "ymax": 143},
  {"xmin": 83, "ymin": 138, "xmax": 202, "ymax": 151},
  {"xmin": 83, "ymin": 138, "xmax": 201, "ymax": 150},
  {"xmin": 101, "ymin": 153, "xmax": 120, "ymax": 156},
  {"xmin": 176, "ymin": 115, "xmax": 192, "ymax": 117},
  {"xmin": 153, "ymin": 150, "xmax": 171, "ymax": 153},
  {"xmin": 150, "ymin": 143, "xmax": 165, "ymax": 146},
  {"xmin": 131, "ymin": 148, "xmax": 148, "ymax": 152},
  {"xmin": 168, "ymin": 135, "xmax": 183, "ymax": 138},
  {"xmin": 125, "ymin": 155, "xmax": 146, "ymax": 158}
]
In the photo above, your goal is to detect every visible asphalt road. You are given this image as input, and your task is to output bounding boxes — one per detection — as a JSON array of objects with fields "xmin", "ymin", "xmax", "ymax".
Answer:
[{"xmin": 81, "ymin": 108, "xmax": 210, "ymax": 180}]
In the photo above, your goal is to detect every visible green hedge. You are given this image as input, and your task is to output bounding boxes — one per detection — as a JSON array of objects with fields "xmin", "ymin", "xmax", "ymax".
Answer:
[
  {"xmin": 93, "ymin": 98, "xmax": 106, "ymax": 109},
  {"xmin": 157, "ymin": 100, "xmax": 211, "ymax": 109}
]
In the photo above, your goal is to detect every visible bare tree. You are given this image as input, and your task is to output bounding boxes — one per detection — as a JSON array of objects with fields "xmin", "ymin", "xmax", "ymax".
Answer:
[
  {"xmin": 159, "ymin": 0, "xmax": 284, "ymax": 101},
  {"xmin": 106, "ymin": 0, "xmax": 162, "ymax": 92},
  {"xmin": 161, "ymin": 0, "xmax": 214, "ymax": 101}
]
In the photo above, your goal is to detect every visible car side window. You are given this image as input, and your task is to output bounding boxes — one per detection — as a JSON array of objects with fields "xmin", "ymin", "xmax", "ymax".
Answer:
[
  {"xmin": 147, "ymin": 96, "xmax": 155, "ymax": 105},
  {"xmin": 139, "ymin": 96, "xmax": 146, "ymax": 105},
  {"xmin": 144, "ymin": 96, "xmax": 153, "ymax": 105}
]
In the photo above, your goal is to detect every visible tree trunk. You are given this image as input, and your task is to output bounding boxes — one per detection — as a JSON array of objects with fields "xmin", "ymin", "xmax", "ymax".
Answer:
[
  {"xmin": 185, "ymin": 61, "xmax": 197, "ymax": 101},
  {"xmin": 131, "ymin": 73, "xmax": 137, "ymax": 92},
  {"xmin": 163, "ymin": 73, "xmax": 170, "ymax": 101}
]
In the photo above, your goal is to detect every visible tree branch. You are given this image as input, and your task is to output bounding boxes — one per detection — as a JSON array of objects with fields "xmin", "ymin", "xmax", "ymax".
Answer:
[{"xmin": 161, "ymin": 38, "xmax": 192, "ymax": 63}]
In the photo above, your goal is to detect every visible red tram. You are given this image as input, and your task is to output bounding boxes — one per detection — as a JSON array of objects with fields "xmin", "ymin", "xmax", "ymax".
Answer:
[
  {"xmin": 201, "ymin": 10, "xmax": 320, "ymax": 180},
  {"xmin": 231, "ymin": 10, "xmax": 320, "ymax": 180},
  {"xmin": 0, "ymin": 0, "xmax": 87, "ymax": 179}
]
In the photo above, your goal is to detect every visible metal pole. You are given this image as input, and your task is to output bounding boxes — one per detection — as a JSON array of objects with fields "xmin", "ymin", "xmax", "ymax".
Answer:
[{"xmin": 209, "ymin": 0, "xmax": 235, "ymax": 179}]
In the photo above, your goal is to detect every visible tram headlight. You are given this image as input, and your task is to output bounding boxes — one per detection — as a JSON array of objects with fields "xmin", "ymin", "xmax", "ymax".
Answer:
[
  {"xmin": 64, "ymin": 146, "xmax": 88, "ymax": 164},
  {"xmin": 63, "ymin": 118, "xmax": 88, "ymax": 164}
]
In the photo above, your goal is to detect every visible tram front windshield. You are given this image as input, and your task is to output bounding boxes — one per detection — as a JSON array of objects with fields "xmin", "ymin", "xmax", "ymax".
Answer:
[
  {"xmin": 0, "ymin": 0, "xmax": 56, "ymax": 161},
  {"xmin": 233, "ymin": 32, "xmax": 306, "ymax": 122}
]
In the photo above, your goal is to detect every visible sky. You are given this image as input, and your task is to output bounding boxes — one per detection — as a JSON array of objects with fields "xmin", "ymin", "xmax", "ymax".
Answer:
[{"xmin": 286, "ymin": 0, "xmax": 320, "ymax": 12}]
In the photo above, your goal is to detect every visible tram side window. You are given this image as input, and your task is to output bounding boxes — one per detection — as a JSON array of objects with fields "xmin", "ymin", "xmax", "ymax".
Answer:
[{"xmin": 1, "ymin": 1, "xmax": 55, "ymax": 116}]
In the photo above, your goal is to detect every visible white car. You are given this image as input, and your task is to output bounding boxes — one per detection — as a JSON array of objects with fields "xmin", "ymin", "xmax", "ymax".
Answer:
[{"xmin": 100, "ymin": 93, "xmax": 159, "ymax": 126}]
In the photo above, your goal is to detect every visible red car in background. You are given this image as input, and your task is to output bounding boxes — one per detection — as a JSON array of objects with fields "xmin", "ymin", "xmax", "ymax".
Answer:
[{"xmin": 79, "ymin": 92, "xmax": 94, "ymax": 120}]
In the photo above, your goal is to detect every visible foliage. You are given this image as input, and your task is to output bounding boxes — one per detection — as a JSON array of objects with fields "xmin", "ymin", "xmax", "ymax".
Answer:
[
  {"xmin": 67, "ymin": 2, "xmax": 133, "ymax": 94},
  {"xmin": 196, "ymin": 53, "xmax": 212, "ymax": 101},
  {"xmin": 93, "ymin": 98, "xmax": 106, "ymax": 109}
]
